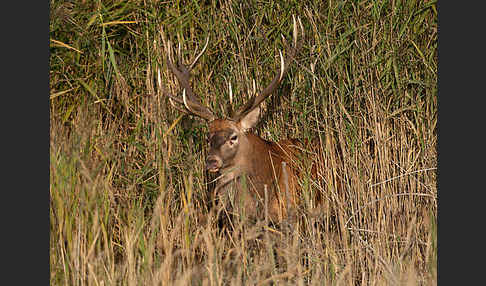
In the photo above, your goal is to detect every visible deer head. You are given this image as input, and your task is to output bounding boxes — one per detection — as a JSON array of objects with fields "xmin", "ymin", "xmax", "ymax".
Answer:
[{"xmin": 163, "ymin": 16, "xmax": 303, "ymax": 192}]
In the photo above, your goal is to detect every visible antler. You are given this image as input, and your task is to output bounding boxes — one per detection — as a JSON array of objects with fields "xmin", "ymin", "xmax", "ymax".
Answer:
[
  {"xmin": 164, "ymin": 36, "xmax": 216, "ymax": 121},
  {"xmin": 231, "ymin": 15, "xmax": 304, "ymax": 121}
]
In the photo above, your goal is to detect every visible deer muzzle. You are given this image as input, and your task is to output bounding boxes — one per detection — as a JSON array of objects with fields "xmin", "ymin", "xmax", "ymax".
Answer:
[{"xmin": 206, "ymin": 155, "xmax": 223, "ymax": 173}]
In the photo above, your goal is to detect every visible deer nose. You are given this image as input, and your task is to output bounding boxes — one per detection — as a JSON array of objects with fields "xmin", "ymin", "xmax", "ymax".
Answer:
[{"xmin": 206, "ymin": 156, "xmax": 222, "ymax": 173}]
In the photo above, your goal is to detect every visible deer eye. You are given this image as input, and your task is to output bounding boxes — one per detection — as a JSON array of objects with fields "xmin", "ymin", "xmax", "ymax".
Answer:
[{"xmin": 229, "ymin": 134, "xmax": 238, "ymax": 145}]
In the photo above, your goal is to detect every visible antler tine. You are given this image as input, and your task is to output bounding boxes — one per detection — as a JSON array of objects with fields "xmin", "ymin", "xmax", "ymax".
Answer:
[
  {"xmin": 165, "ymin": 36, "xmax": 216, "ymax": 121},
  {"xmin": 227, "ymin": 79, "xmax": 234, "ymax": 116},
  {"xmin": 189, "ymin": 36, "xmax": 210, "ymax": 71},
  {"xmin": 232, "ymin": 15, "xmax": 303, "ymax": 121}
]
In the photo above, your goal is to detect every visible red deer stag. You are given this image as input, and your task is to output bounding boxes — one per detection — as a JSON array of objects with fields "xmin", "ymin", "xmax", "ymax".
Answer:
[{"xmin": 163, "ymin": 16, "xmax": 320, "ymax": 223}]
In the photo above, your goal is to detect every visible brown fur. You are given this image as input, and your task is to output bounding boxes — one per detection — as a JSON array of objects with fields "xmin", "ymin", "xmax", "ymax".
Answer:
[{"xmin": 207, "ymin": 119, "xmax": 320, "ymax": 223}]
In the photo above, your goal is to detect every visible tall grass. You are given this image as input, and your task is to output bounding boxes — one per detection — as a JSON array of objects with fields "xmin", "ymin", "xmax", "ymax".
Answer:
[{"xmin": 50, "ymin": 0, "xmax": 437, "ymax": 285}]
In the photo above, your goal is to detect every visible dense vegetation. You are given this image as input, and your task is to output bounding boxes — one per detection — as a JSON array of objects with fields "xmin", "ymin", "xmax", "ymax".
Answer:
[{"xmin": 50, "ymin": 0, "xmax": 437, "ymax": 284}]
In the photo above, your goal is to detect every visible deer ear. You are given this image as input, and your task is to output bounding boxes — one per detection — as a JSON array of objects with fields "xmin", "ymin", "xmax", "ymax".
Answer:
[{"xmin": 239, "ymin": 107, "xmax": 260, "ymax": 132}]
